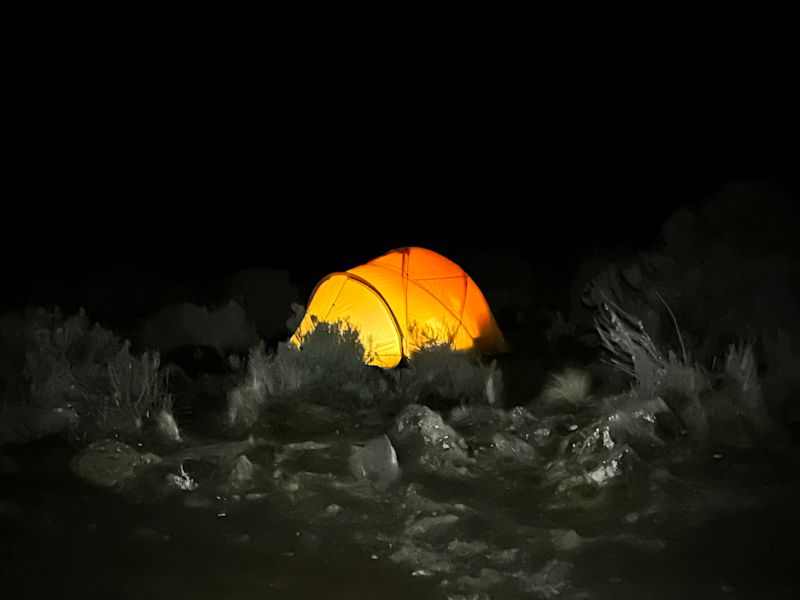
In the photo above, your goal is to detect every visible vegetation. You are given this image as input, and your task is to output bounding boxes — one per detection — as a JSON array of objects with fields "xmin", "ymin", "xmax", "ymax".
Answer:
[
  {"xmin": 226, "ymin": 319, "xmax": 502, "ymax": 429},
  {"xmin": 0, "ymin": 308, "xmax": 177, "ymax": 445},
  {"xmin": 585, "ymin": 278, "xmax": 779, "ymax": 448}
]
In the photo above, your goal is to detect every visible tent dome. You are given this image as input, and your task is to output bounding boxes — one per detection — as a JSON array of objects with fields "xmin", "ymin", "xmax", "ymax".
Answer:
[{"xmin": 290, "ymin": 247, "xmax": 507, "ymax": 368}]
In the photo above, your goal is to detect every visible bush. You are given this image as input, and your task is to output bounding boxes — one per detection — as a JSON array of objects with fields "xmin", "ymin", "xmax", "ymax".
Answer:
[
  {"xmin": 1, "ymin": 307, "xmax": 177, "ymax": 444},
  {"xmin": 226, "ymin": 320, "xmax": 504, "ymax": 429},
  {"xmin": 226, "ymin": 321, "xmax": 378, "ymax": 428},
  {"xmin": 293, "ymin": 319, "xmax": 371, "ymax": 377},
  {"xmin": 568, "ymin": 182, "xmax": 800, "ymax": 393},
  {"xmin": 23, "ymin": 308, "xmax": 122, "ymax": 403},
  {"xmin": 394, "ymin": 344, "xmax": 502, "ymax": 409},
  {"xmin": 96, "ymin": 342, "xmax": 173, "ymax": 437},
  {"xmin": 260, "ymin": 319, "xmax": 372, "ymax": 397},
  {"xmin": 591, "ymin": 297, "xmax": 777, "ymax": 447},
  {"xmin": 539, "ymin": 368, "xmax": 592, "ymax": 406},
  {"xmin": 226, "ymin": 342, "xmax": 270, "ymax": 428}
]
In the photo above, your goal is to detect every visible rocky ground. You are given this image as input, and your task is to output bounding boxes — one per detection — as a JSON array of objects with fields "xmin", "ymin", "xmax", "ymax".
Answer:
[{"xmin": 3, "ymin": 368, "xmax": 799, "ymax": 599}]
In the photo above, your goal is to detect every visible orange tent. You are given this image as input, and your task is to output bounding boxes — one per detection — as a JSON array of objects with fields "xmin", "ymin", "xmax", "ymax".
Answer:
[{"xmin": 290, "ymin": 247, "xmax": 507, "ymax": 368}]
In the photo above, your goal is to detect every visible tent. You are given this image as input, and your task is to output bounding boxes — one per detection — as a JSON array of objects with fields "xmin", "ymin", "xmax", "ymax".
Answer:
[{"xmin": 290, "ymin": 247, "xmax": 507, "ymax": 368}]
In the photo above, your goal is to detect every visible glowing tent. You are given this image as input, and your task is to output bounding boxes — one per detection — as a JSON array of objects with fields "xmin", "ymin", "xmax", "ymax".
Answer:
[{"xmin": 290, "ymin": 247, "xmax": 507, "ymax": 368}]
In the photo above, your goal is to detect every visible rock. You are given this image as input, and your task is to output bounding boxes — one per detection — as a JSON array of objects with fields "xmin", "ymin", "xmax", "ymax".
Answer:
[
  {"xmin": 449, "ymin": 404, "xmax": 505, "ymax": 438},
  {"xmin": 514, "ymin": 559, "xmax": 573, "ymax": 599},
  {"xmin": 401, "ymin": 483, "xmax": 470, "ymax": 515},
  {"xmin": 544, "ymin": 444, "xmax": 642, "ymax": 511},
  {"xmin": 507, "ymin": 406, "xmax": 538, "ymax": 431},
  {"xmin": 551, "ymin": 528, "xmax": 584, "ymax": 552},
  {"xmin": 322, "ymin": 504, "xmax": 342, "ymax": 517},
  {"xmin": 229, "ymin": 455, "xmax": 255, "ymax": 490},
  {"xmin": 605, "ymin": 396, "xmax": 673, "ymax": 449},
  {"xmin": 278, "ymin": 441, "xmax": 330, "ymax": 454},
  {"xmin": 70, "ymin": 439, "xmax": 161, "ymax": 488},
  {"xmin": 405, "ymin": 514, "xmax": 460, "ymax": 539},
  {"xmin": 165, "ymin": 436, "xmax": 261, "ymax": 467},
  {"xmin": 456, "ymin": 568, "xmax": 505, "ymax": 591},
  {"xmin": 349, "ymin": 435, "xmax": 401, "ymax": 490},
  {"xmin": 446, "ymin": 539, "xmax": 490, "ymax": 558},
  {"xmin": 388, "ymin": 540, "xmax": 455, "ymax": 574},
  {"xmin": 487, "ymin": 547, "xmax": 519, "ymax": 565},
  {"xmin": 489, "ymin": 432, "xmax": 537, "ymax": 465},
  {"xmin": 389, "ymin": 404, "xmax": 473, "ymax": 476},
  {"xmin": 585, "ymin": 445, "xmax": 637, "ymax": 487}
]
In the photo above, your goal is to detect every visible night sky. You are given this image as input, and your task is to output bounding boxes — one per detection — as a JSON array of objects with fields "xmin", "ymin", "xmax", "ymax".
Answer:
[{"xmin": 4, "ymin": 5, "xmax": 798, "ymax": 328}]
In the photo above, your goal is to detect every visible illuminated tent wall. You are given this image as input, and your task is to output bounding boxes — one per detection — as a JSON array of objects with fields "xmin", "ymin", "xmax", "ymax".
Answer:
[{"xmin": 290, "ymin": 247, "xmax": 507, "ymax": 368}]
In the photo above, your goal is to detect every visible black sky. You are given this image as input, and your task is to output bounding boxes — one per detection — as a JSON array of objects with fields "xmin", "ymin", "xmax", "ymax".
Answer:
[{"xmin": 4, "ymin": 5, "xmax": 798, "ymax": 321}]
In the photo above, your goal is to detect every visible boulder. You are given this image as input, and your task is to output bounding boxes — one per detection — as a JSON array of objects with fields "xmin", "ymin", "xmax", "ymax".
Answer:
[
  {"xmin": 349, "ymin": 434, "xmax": 401, "ymax": 490},
  {"xmin": 389, "ymin": 404, "xmax": 472, "ymax": 476},
  {"xmin": 71, "ymin": 439, "xmax": 160, "ymax": 488}
]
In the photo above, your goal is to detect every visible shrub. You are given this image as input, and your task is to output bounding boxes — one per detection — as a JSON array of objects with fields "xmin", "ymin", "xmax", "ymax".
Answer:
[
  {"xmin": 96, "ymin": 342, "xmax": 173, "ymax": 436},
  {"xmin": 591, "ymin": 297, "xmax": 776, "ymax": 447},
  {"xmin": 394, "ymin": 344, "xmax": 502, "ymax": 408},
  {"xmin": 293, "ymin": 318, "xmax": 372, "ymax": 377},
  {"xmin": 23, "ymin": 307, "xmax": 123, "ymax": 404},
  {"xmin": 226, "ymin": 321, "xmax": 378, "ymax": 427},
  {"xmin": 226, "ymin": 319, "xmax": 504, "ymax": 429},
  {"xmin": 569, "ymin": 183, "xmax": 800, "ymax": 405},
  {"xmin": 226, "ymin": 342, "xmax": 270, "ymax": 428},
  {"xmin": 539, "ymin": 368, "xmax": 592, "ymax": 406},
  {"xmin": 1, "ymin": 307, "xmax": 178, "ymax": 444}
]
